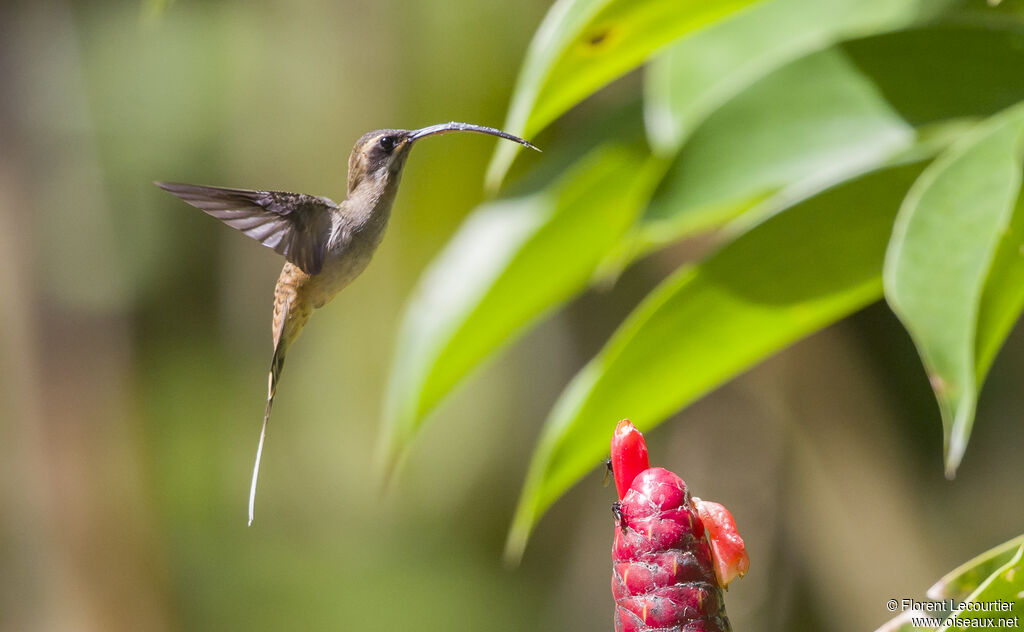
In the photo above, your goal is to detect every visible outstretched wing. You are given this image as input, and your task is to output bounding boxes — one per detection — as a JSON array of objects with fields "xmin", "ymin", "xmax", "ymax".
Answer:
[{"xmin": 156, "ymin": 181, "xmax": 337, "ymax": 275}]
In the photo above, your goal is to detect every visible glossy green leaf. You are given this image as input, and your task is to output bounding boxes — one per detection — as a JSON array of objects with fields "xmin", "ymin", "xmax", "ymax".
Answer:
[
  {"xmin": 507, "ymin": 162, "xmax": 927, "ymax": 559},
  {"xmin": 844, "ymin": 25, "xmax": 1024, "ymax": 128},
  {"xmin": 639, "ymin": 48, "xmax": 913, "ymax": 250},
  {"xmin": 378, "ymin": 143, "xmax": 665, "ymax": 475},
  {"xmin": 643, "ymin": 0, "xmax": 944, "ymax": 156},
  {"xmin": 642, "ymin": 21, "xmax": 1024, "ymax": 247},
  {"xmin": 928, "ymin": 534, "xmax": 1024, "ymax": 601},
  {"xmin": 874, "ymin": 534, "xmax": 1024, "ymax": 632},
  {"xmin": 938, "ymin": 544, "xmax": 1024, "ymax": 631},
  {"xmin": 975, "ymin": 194, "xmax": 1024, "ymax": 379},
  {"xmin": 484, "ymin": 0, "xmax": 759, "ymax": 189},
  {"xmin": 883, "ymin": 102, "xmax": 1024, "ymax": 477}
]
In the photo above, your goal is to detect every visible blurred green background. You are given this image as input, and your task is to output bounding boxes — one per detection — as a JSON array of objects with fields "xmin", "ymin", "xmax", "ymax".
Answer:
[{"xmin": 1, "ymin": 1, "xmax": 1022, "ymax": 631}]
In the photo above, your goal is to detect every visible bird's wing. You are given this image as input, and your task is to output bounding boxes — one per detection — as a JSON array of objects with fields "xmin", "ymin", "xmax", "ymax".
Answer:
[{"xmin": 156, "ymin": 181, "xmax": 337, "ymax": 275}]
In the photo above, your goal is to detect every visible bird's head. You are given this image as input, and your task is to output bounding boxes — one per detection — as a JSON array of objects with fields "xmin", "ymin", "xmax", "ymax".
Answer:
[{"xmin": 346, "ymin": 122, "xmax": 538, "ymax": 194}]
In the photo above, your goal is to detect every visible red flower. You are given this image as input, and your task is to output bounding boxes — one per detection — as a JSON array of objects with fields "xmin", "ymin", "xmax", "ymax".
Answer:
[{"xmin": 611, "ymin": 420, "xmax": 748, "ymax": 632}]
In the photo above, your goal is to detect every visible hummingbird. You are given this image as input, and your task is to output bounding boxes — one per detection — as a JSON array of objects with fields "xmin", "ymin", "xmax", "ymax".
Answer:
[{"xmin": 156, "ymin": 122, "xmax": 538, "ymax": 525}]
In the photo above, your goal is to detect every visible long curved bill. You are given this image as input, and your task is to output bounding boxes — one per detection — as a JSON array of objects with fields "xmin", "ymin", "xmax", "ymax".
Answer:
[{"xmin": 409, "ymin": 122, "xmax": 540, "ymax": 151}]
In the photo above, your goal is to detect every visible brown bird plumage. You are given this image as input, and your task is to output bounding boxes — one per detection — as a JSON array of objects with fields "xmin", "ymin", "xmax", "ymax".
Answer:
[{"xmin": 156, "ymin": 122, "xmax": 538, "ymax": 524}]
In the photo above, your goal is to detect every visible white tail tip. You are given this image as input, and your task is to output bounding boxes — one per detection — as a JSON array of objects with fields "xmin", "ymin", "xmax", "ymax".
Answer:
[{"xmin": 248, "ymin": 413, "xmax": 268, "ymax": 526}]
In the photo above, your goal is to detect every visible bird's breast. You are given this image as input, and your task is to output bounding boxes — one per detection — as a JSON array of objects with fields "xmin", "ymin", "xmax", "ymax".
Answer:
[
  {"xmin": 305, "ymin": 253, "xmax": 370, "ymax": 308},
  {"xmin": 305, "ymin": 208, "xmax": 391, "ymax": 308}
]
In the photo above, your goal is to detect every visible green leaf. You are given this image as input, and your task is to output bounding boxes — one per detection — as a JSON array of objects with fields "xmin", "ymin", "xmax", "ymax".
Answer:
[
  {"xmin": 928, "ymin": 534, "xmax": 1024, "ymax": 601},
  {"xmin": 639, "ymin": 48, "xmax": 913, "ymax": 249},
  {"xmin": 506, "ymin": 162, "xmax": 927, "ymax": 560},
  {"xmin": 938, "ymin": 544, "xmax": 1024, "ymax": 632},
  {"xmin": 883, "ymin": 102, "xmax": 1024, "ymax": 477},
  {"xmin": 643, "ymin": 0, "xmax": 945, "ymax": 156},
  {"xmin": 378, "ymin": 143, "xmax": 665, "ymax": 475},
  {"xmin": 874, "ymin": 534, "xmax": 1024, "ymax": 632},
  {"xmin": 484, "ymin": 0, "xmax": 759, "ymax": 189},
  {"xmin": 844, "ymin": 24, "xmax": 1024, "ymax": 128},
  {"xmin": 975, "ymin": 193, "xmax": 1024, "ymax": 380},
  {"xmin": 642, "ymin": 20, "xmax": 1024, "ymax": 247}
]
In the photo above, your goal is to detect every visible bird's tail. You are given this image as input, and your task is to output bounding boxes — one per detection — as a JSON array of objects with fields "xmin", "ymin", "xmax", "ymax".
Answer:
[{"xmin": 248, "ymin": 312, "xmax": 291, "ymax": 526}]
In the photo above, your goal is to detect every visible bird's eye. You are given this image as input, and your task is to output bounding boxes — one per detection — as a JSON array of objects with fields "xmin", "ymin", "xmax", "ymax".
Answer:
[{"xmin": 378, "ymin": 136, "xmax": 396, "ymax": 153}]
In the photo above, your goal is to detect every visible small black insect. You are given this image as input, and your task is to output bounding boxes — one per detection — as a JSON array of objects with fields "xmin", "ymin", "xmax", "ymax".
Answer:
[{"xmin": 612, "ymin": 500, "xmax": 627, "ymax": 532}]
